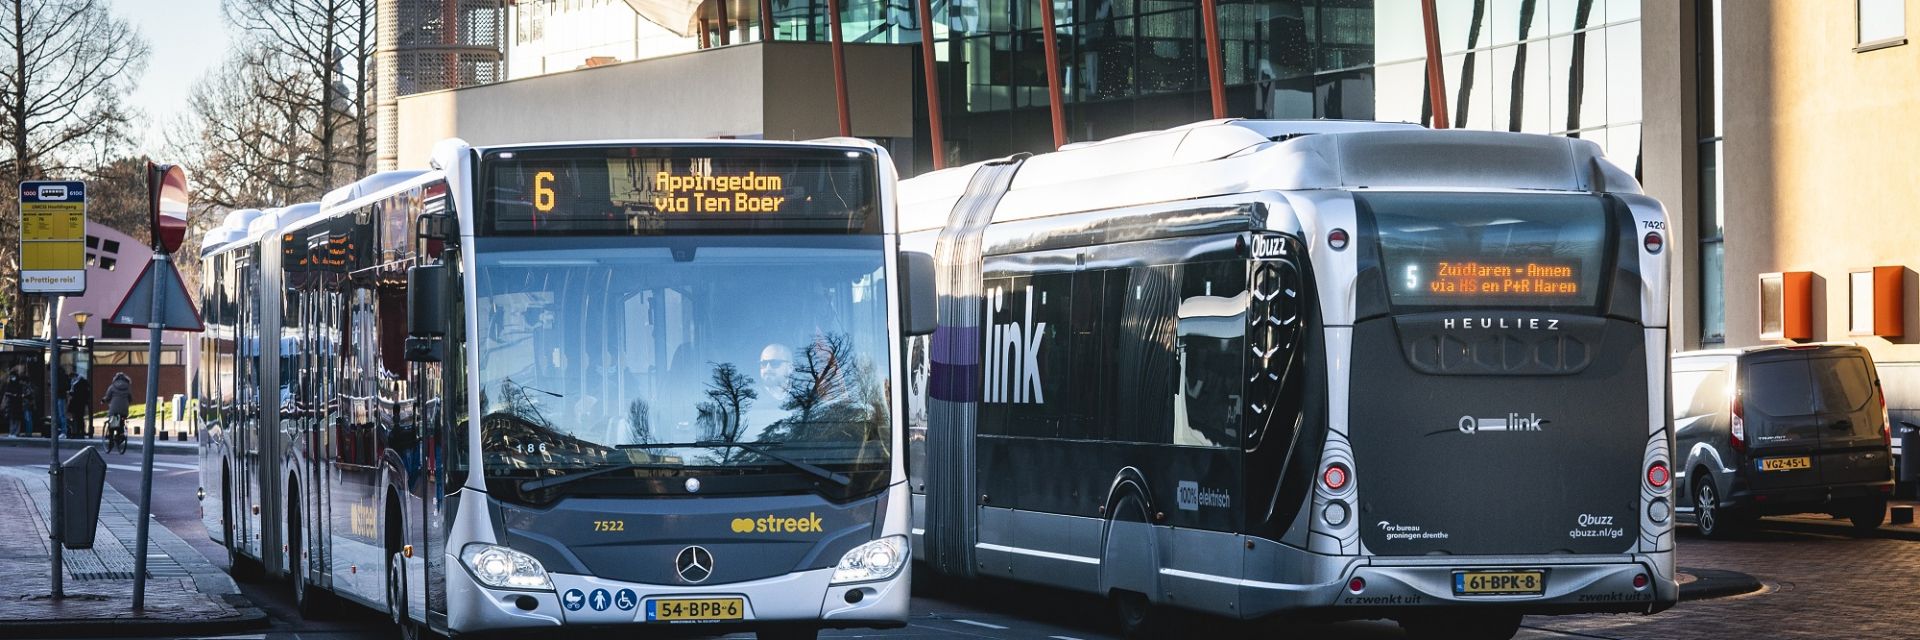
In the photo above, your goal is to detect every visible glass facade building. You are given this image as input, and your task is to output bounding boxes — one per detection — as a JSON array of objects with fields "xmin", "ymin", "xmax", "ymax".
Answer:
[{"xmin": 741, "ymin": 0, "xmax": 1642, "ymax": 172}]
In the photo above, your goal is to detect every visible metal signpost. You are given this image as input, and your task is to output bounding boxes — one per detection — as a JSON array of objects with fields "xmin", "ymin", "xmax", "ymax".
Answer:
[
  {"xmin": 105, "ymin": 164, "xmax": 197, "ymax": 610},
  {"xmin": 20, "ymin": 180, "xmax": 86, "ymax": 599}
]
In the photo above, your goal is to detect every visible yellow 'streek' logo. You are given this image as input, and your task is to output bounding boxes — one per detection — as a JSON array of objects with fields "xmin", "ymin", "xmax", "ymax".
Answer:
[{"xmin": 731, "ymin": 513, "xmax": 825, "ymax": 533}]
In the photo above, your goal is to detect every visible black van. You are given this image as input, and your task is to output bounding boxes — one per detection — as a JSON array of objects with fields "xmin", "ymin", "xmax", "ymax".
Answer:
[{"xmin": 1671, "ymin": 344, "xmax": 1895, "ymax": 538}]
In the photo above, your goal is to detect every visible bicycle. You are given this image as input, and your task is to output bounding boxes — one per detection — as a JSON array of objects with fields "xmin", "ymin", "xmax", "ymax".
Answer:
[{"xmin": 105, "ymin": 414, "xmax": 128, "ymax": 454}]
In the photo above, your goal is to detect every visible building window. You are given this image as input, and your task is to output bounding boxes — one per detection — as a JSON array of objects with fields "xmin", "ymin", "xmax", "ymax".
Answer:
[
  {"xmin": 102, "ymin": 239, "xmax": 120, "ymax": 254},
  {"xmin": 1697, "ymin": 0, "xmax": 1725, "ymax": 344},
  {"xmin": 1859, "ymin": 0, "xmax": 1907, "ymax": 51},
  {"xmin": 1850, "ymin": 270, "xmax": 1877, "ymax": 335},
  {"xmin": 85, "ymin": 235, "xmax": 99, "ymax": 249},
  {"xmin": 100, "ymin": 257, "xmax": 117, "ymax": 271}
]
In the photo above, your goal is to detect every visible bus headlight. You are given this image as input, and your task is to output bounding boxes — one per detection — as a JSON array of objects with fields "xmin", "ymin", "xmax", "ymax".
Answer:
[
  {"xmin": 830, "ymin": 535, "xmax": 907, "ymax": 585},
  {"xmin": 461, "ymin": 543, "xmax": 553, "ymax": 591}
]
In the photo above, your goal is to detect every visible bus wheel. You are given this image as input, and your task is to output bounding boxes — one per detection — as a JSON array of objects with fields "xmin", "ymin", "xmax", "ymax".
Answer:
[
  {"xmin": 224, "ymin": 484, "xmax": 263, "ymax": 582},
  {"xmin": 1112, "ymin": 590, "xmax": 1168, "ymax": 639},
  {"xmin": 1398, "ymin": 612, "xmax": 1522, "ymax": 640},
  {"xmin": 289, "ymin": 501, "xmax": 330, "ymax": 618},
  {"xmin": 756, "ymin": 626, "xmax": 820, "ymax": 640},
  {"xmin": 390, "ymin": 552, "xmax": 421, "ymax": 640}
]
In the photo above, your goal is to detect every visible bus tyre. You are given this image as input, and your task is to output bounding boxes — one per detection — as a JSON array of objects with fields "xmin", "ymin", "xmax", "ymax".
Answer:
[
  {"xmin": 756, "ymin": 626, "xmax": 820, "ymax": 640},
  {"xmin": 1849, "ymin": 496, "xmax": 1888, "ymax": 536},
  {"xmin": 1112, "ymin": 590, "xmax": 1168, "ymax": 639},
  {"xmin": 1399, "ymin": 613, "xmax": 1522, "ymax": 640},
  {"xmin": 1692, "ymin": 477, "xmax": 1741, "ymax": 540},
  {"xmin": 390, "ymin": 552, "xmax": 421, "ymax": 640}
]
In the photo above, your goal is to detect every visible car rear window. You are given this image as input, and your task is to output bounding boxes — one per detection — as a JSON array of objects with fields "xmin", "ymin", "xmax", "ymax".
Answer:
[
  {"xmin": 1673, "ymin": 368, "xmax": 1730, "ymax": 419},
  {"xmin": 1744, "ymin": 354, "xmax": 1877, "ymax": 417},
  {"xmin": 1810, "ymin": 356, "xmax": 1874, "ymax": 412},
  {"xmin": 1746, "ymin": 360, "xmax": 1817, "ymax": 417}
]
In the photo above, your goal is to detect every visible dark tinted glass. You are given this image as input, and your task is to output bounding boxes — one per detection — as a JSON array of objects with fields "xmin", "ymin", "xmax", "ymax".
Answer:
[
  {"xmin": 1366, "ymin": 192, "xmax": 1612, "ymax": 312},
  {"xmin": 1810, "ymin": 355, "xmax": 1874, "ymax": 413},
  {"xmin": 1746, "ymin": 360, "xmax": 1817, "ymax": 417}
]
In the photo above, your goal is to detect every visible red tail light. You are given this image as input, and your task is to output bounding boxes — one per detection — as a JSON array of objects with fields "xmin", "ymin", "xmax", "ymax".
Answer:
[
  {"xmin": 1880, "ymin": 381, "xmax": 1892, "ymax": 446},
  {"xmin": 1730, "ymin": 394, "xmax": 1748, "ymax": 454},
  {"xmin": 1323, "ymin": 464, "xmax": 1350, "ymax": 491},
  {"xmin": 1647, "ymin": 461, "xmax": 1670, "ymax": 489}
]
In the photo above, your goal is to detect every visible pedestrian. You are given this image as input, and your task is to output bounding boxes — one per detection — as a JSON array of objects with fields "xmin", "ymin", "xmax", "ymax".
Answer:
[
  {"xmin": 1, "ymin": 371, "xmax": 21, "ymax": 437},
  {"xmin": 103, "ymin": 372, "xmax": 133, "ymax": 438},
  {"xmin": 66, "ymin": 372, "xmax": 91, "ymax": 439}
]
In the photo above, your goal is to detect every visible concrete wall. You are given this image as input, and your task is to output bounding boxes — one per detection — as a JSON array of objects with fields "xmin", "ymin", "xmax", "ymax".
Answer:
[
  {"xmin": 397, "ymin": 41, "xmax": 913, "ymax": 168},
  {"xmin": 1724, "ymin": 2, "xmax": 1920, "ymax": 363},
  {"xmin": 1648, "ymin": 1, "xmax": 1920, "ymax": 364}
]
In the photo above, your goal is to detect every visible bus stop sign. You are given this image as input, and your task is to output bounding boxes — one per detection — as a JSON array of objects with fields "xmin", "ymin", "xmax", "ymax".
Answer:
[{"xmin": 18, "ymin": 180, "xmax": 87, "ymax": 295}]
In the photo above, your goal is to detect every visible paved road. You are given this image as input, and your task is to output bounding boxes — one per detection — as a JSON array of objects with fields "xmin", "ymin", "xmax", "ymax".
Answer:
[{"xmin": 6, "ymin": 444, "xmax": 1914, "ymax": 639}]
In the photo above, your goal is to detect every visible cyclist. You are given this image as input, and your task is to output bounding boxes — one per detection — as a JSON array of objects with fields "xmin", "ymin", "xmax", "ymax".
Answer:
[{"xmin": 103, "ymin": 372, "xmax": 132, "ymax": 452}]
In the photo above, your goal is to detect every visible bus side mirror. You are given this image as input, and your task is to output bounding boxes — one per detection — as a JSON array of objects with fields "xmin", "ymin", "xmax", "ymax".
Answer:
[
  {"xmin": 406, "ymin": 264, "xmax": 448, "ymax": 362},
  {"xmin": 900, "ymin": 251, "xmax": 937, "ymax": 336}
]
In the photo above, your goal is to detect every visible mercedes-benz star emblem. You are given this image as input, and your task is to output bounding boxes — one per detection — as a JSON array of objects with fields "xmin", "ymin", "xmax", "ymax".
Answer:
[
  {"xmin": 675, "ymin": 546, "xmax": 714, "ymax": 583},
  {"xmin": 685, "ymin": 477, "xmax": 702, "ymax": 493}
]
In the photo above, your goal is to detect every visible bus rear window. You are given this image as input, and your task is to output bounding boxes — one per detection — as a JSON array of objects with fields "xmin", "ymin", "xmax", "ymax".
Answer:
[{"xmin": 1362, "ymin": 192, "xmax": 1611, "ymax": 311}]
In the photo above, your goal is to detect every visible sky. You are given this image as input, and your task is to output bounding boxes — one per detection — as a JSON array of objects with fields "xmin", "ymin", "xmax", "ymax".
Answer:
[{"xmin": 107, "ymin": 0, "xmax": 232, "ymax": 155}]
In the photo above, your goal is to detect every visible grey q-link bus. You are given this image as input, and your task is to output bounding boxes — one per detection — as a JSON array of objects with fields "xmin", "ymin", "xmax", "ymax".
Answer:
[
  {"xmin": 898, "ymin": 120, "xmax": 1677, "ymax": 639},
  {"xmin": 196, "ymin": 138, "xmax": 931, "ymax": 639}
]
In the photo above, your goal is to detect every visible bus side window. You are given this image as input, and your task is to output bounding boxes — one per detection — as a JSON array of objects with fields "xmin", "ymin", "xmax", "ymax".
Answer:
[
  {"xmin": 1172, "ymin": 261, "xmax": 1246, "ymax": 448},
  {"xmin": 1116, "ymin": 265, "xmax": 1178, "ymax": 445}
]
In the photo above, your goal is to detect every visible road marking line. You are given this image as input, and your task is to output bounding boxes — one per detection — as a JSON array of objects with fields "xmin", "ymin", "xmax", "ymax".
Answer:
[
  {"xmin": 107, "ymin": 464, "xmax": 143, "ymax": 472},
  {"xmin": 1051, "ymin": 636, "xmax": 1087, "ymax": 640},
  {"xmin": 953, "ymin": 619, "xmax": 1009, "ymax": 630},
  {"xmin": 152, "ymin": 462, "xmax": 198, "ymax": 470}
]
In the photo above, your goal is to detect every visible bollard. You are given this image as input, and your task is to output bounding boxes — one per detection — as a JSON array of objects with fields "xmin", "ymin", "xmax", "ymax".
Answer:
[{"xmin": 1892, "ymin": 506, "xmax": 1914, "ymax": 526}]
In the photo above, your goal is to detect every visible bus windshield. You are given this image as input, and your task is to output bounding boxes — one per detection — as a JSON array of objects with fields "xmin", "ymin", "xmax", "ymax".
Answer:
[{"xmin": 473, "ymin": 235, "xmax": 893, "ymax": 499}]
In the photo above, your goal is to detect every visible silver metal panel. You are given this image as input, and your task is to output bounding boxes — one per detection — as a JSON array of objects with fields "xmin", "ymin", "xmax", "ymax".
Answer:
[
  {"xmin": 1619, "ymin": 194, "xmax": 1672, "ymax": 328},
  {"xmin": 1283, "ymin": 191, "xmax": 1359, "ymax": 327}
]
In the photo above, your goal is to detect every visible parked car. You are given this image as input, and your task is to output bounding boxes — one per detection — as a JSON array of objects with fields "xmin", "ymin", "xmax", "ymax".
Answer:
[{"xmin": 1671, "ymin": 344, "xmax": 1896, "ymax": 538}]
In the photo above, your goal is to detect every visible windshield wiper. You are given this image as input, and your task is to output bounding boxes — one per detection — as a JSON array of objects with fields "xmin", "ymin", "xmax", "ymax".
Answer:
[
  {"xmin": 617, "ymin": 441, "xmax": 852, "ymax": 487},
  {"xmin": 518, "ymin": 463, "xmax": 677, "ymax": 492}
]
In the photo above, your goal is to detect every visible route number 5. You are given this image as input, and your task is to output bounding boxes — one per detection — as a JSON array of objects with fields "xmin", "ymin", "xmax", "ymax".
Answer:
[{"xmin": 534, "ymin": 171, "xmax": 557, "ymax": 213}]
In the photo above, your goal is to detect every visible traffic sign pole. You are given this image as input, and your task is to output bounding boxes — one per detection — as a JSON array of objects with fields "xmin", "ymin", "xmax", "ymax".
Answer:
[
  {"xmin": 47, "ymin": 297, "xmax": 62, "ymax": 599},
  {"xmin": 130, "ymin": 249, "xmax": 166, "ymax": 607}
]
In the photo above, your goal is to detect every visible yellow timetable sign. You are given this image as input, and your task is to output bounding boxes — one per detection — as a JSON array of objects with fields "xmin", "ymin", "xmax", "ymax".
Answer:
[{"xmin": 19, "ymin": 180, "xmax": 87, "ymax": 294}]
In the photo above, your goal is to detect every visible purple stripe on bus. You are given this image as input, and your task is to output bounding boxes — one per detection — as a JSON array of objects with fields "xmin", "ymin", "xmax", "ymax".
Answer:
[
  {"xmin": 929, "ymin": 325, "xmax": 981, "ymax": 365},
  {"xmin": 930, "ymin": 362, "xmax": 981, "ymax": 403}
]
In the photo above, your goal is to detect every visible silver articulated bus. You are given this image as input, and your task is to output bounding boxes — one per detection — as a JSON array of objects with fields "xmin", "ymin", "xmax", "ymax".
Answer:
[
  {"xmin": 898, "ymin": 120, "xmax": 1677, "ymax": 639},
  {"xmin": 197, "ymin": 138, "xmax": 929, "ymax": 639}
]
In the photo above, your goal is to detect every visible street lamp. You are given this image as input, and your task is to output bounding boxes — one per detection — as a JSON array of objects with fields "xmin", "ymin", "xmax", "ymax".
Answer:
[{"xmin": 69, "ymin": 311, "xmax": 92, "ymax": 438}]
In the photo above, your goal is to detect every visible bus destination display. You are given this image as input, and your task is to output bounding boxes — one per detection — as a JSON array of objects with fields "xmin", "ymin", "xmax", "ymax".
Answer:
[
  {"xmin": 1425, "ymin": 260, "xmax": 1580, "ymax": 297},
  {"xmin": 484, "ymin": 146, "xmax": 877, "ymax": 235}
]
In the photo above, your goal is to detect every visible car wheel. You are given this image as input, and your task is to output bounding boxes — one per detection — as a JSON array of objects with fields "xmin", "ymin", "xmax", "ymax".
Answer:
[
  {"xmin": 1693, "ymin": 477, "xmax": 1742, "ymax": 539},
  {"xmin": 1850, "ymin": 496, "xmax": 1888, "ymax": 536}
]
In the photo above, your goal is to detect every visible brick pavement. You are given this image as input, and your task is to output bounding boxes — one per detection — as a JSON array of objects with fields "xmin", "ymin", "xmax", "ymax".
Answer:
[
  {"xmin": 0, "ymin": 465, "xmax": 260, "ymax": 633},
  {"xmin": 1524, "ymin": 527, "xmax": 1920, "ymax": 638}
]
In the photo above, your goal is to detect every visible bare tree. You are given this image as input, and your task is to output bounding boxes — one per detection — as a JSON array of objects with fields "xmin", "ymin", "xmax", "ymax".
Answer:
[
  {"xmin": 170, "ymin": 0, "xmax": 379, "ymax": 208},
  {"xmin": 626, "ymin": 398, "xmax": 652, "ymax": 445},
  {"xmin": 781, "ymin": 333, "xmax": 854, "ymax": 426},
  {"xmin": 171, "ymin": 48, "xmax": 333, "ymax": 209},
  {"xmin": 0, "ymin": 0, "xmax": 147, "ymax": 332},
  {"xmin": 696, "ymin": 362, "xmax": 757, "ymax": 444}
]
